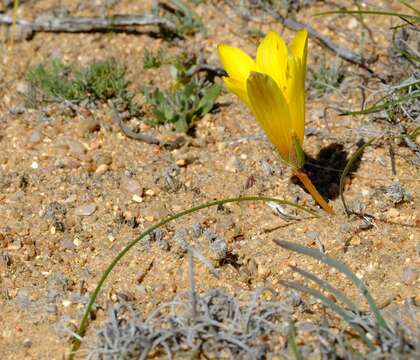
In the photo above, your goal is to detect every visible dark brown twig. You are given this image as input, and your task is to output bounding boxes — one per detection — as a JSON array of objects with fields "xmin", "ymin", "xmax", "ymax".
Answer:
[
  {"xmin": 263, "ymin": 8, "xmax": 377, "ymax": 73},
  {"xmin": 0, "ymin": 13, "xmax": 176, "ymax": 33},
  {"xmin": 111, "ymin": 106, "xmax": 161, "ymax": 145}
]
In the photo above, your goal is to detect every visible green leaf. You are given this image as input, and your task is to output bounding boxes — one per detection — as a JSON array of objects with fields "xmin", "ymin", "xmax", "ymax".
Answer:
[
  {"xmin": 339, "ymin": 137, "xmax": 377, "ymax": 215},
  {"xmin": 280, "ymin": 280, "xmax": 374, "ymax": 349},
  {"xmin": 274, "ymin": 240, "xmax": 389, "ymax": 331},
  {"xmin": 198, "ymin": 84, "xmax": 222, "ymax": 114}
]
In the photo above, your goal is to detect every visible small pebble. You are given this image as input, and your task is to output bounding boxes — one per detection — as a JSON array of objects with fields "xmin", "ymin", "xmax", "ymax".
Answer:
[
  {"xmin": 340, "ymin": 223, "xmax": 351, "ymax": 233},
  {"xmin": 125, "ymin": 179, "xmax": 142, "ymax": 194},
  {"xmin": 401, "ymin": 267, "xmax": 418, "ymax": 285},
  {"xmin": 204, "ymin": 229, "xmax": 228, "ymax": 261},
  {"xmin": 67, "ymin": 140, "xmax": 86, "ymax": 158},
  {"xmin": 306, "ymin": 231, "xmax": 319, "ymax": 241},
  {"xmin": 64, "ymin": 194, "xmax": 77, "ymax": 204},
  {"xmin": 95, "ymin": 164, "xmax": 109, "ymax": 175},
  {"xmin": 74, "ymin": 203, "xmax": 96, "ymax": 216},
  {"xmin": 61, "ymin": 239, "xmax": 76, "ymax": 250},
  {"xmin": 16, "ymin": 82, "xmax": 30, "ymax": 95},
  {"xmin": 145, "ymin": 189, "xmax": 155, "ymax": 196},
  {"xmin": 31, "ymin": 161, "xmax": 39, "ymax": 169},
  {"xmin": 77, "ymin": 118, "xmax": 100, "ymax": 136},
  {"xmin": 225, "ymin": 155, "xmax": 241, "ymax": 172},
  {"xmin": 132, "ymin": 194, "xmax": 143, "ymax": 203},
  {"xmin": 29, "ymin": 130, "xmax": 43, "ymax": 144},
  {"xmin": 62, "ymin": 299, "xmax": 72, "ymax": 307},
  {"xmin": 23, "ymin": 339, "xmax": 32, "ymax": 348},
  {"xmin": 386, "ymin": 208, "xmax": 399, "ymax": 219},
  {"xmin": 175, "ymin": 158, "xmax": 187, "ymax": 167}
]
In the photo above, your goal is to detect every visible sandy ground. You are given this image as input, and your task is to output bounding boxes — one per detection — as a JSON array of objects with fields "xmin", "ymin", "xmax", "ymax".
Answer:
[{"xmin": 0, "ymin": 0, "xmax": 418, "ymax": 359}]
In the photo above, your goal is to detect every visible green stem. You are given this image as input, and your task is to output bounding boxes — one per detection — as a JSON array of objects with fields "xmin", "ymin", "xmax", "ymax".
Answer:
[{"xmin": 68, "ymin": 196, "xmax": 318, "ymax": 359}]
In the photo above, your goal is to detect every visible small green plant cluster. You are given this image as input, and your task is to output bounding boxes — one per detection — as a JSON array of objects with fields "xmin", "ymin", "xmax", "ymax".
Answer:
[
  {"xmin": 308, "ymin": 57, "xmax": 345, "ymax": 96},
  {"xmin": 144, "ymin": 80, "xmax": 221, "ymax": 133},
  {"xmin": 27, "ymin": 58, "xmax": 138, "ymax": 113},
  {"xmin": 143, "ymin": 53, "xmax": 221, "ymax": 133},
  {"xmin": 154, "ymin": 0, "xmax": 206, "ymax": 39},
  {"xmin": 143, "ymin": 49, "xmax": 165, "ymax": 69}
]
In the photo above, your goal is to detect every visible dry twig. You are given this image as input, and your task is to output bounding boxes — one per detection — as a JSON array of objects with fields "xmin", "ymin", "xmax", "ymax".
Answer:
[{"xmin": 0, "ymin": 13, "xmax": 176, "ymax": 34}]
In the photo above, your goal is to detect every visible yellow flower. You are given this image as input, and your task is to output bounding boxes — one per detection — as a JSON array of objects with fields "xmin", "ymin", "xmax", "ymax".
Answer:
[
  {"xmin": 218, "ymin": 30, "xmax": 308, "ymax": 169},
  {"xmin": 218, "ymin": 30, "xmax": 334, "ymax": 215}
]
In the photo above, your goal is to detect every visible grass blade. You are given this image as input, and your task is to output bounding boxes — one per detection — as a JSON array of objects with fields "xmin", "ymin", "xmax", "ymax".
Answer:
[
  {"xmin": 339, "ymin": 137, "xmax": 377, "ymax": 215},
  {"xmin": 315, "ymin": 10, "xmax": 420, "ymax": 22},
  {"xmin": 287, "ymin": 322, "xmax": 303, "ymax": 360},
  {"xmin": 280, "ymin": 280, "xmax": 374, "ymax": 349},
  {"xmin": 274, "ymin": 240, "xmax": 389, "ymax": 331},
  {"xmin": 340, "ymin": 90, "xmax": 420, "ymax": 116},
  {"xmin": 397, "ymin": 0, "xmax": 420, "ymax": 16},
  {"xmin": 290, "ymin": 265, "xmax": 359, "ymax": 313}
]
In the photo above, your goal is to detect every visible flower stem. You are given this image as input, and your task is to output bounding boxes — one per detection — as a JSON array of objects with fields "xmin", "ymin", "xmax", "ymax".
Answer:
[{"xmin": 294, "ymin": 170, "xmax": 334, "ymax": 214}]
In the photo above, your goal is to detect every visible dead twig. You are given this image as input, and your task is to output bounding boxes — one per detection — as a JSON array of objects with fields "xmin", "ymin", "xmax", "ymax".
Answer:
[
  {"xmin": 111, "ymin": 106, "xmax": 161, "ymax": 146},
  {"xmin": 0, "ymin": 13, "xmax": 176, "ymax": 34},
  {"xmin": 262, "ymin": 7, "xmax": 378, "ymax": 74}
]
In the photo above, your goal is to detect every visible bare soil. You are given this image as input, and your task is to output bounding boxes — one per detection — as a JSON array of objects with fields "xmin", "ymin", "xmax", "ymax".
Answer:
[{"xmin": 0, "ymin": 1, "xmax": 418, "ymax": 359}]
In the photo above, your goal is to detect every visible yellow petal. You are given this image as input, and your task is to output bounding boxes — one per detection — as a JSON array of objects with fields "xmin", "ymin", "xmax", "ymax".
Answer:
[
  {"xmin": 218, "ymin": 44, "xmax": 255, "ymax": 84},
  {"xmin": 223, "ymin": 77, "xmax": 250, "ymax": 107},
  {"xmin": 290, "ymin": 29, "xmax": 308, "ymax": 84},
  {"xmin": 255, "ymin": 31, "xmax": 288, "ymax": 92},
  {"xmin": 247, "ymin": 72, "xmax": 292, "ymax": 161},
  {"xmin": 286, "ymin": 56, "xmax": 305, "ymax": 144}
]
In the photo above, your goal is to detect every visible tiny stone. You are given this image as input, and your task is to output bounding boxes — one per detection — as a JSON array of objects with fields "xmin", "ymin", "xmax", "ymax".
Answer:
[
  {"xmin": 94, "ymin": 153, "xmax": 112, "ymax": 166},
  {"xmin": 29, "ymin": 130, "xmax": 43, "ymax": 144},
  {"xmin": 31, "ymin": 161, "xmax": 39, "ymax": 169},
  {"xmin": 340, "ymin": 223, "xmax": 351, "ymax": 233},
  {"xmin": 387, "ymin": 208, "xmax": 399, "ymax": 219},
  {"xmin": 73, "ymin": 238, "xmax": 82, "ymax": 247},
  {"xmin": 125, "ymin": 179, "xmax": 142, "ymax": 194},
  {"xmin": 9, "ymin": 106, "xmax": 26, "ymax": 115},
  {"xmin": 61, "ymin": 239, "xmax": 76, "ymax": 250},
  {"xmin": 173, "ymin": 229, "xmax": 188, "ymax": 254},
  {"xmin": 204, "ymin": 229, "xmax": 228, "ymax": 260},
  {"xmin": 75, "ymin": 203, "xmax": 96, "ymax": 216},
  {"xmin": 306, "ymin": 231, "xmax": 319, "ymax": 241},
  {"xmin": 145, "ymin": 189, "xmax": 155, "ymax": 196},
  {"xmin": 350, "ymin": 235, "xmax": 361, "ymax": 246},
  {"xmin": 132, "ymin": 194, "xmax": 143, "ymax": 203},
  {"xmin": 95, "ymin": 164, "xmax": 109, "ymax": 175},
  {"xmin": 175, "ymin": 158, "xmax": 187, "ymax": 167},
  {"xmin": 225, "ymin": 155, "xmax": 241, "ymax": 172},
  {"xmin": 386, "ymin": 181, "xmax": 412, "ymax": 204},
  {"xmin": 191, "ymin": 223, "xmax": 203, "ymax": 237},
  {"xmin": 16, "ymin": 82, "xmax": 30, "ymax": 95},
  {"xmin": 23, "ymin": 339, "xmax": 32, "ymax": 348},
  {"xmin": 78, "ymin": 118, "xmax": 100, "ymax": 135},
  {"xmin": 402, "ymin": 267, "xmax": 418, "ymax": 285},
  {"xmin": 15, "ymin": 290, "xmax": 30, "ymax": 307},
  {"xmin": 64, "ymin": 194, "xmax": 77, "ymax": 204},
  {"xmin": 67, "ymin": 140, "xmax": 87, "ymax": 158},
  {"xmin": 348, "ymin": 17, "xmax": 358, "ymax": 30},
  {"xmin": 62, "ymin": 299, "xmax": 72, "ymax": 307}
]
